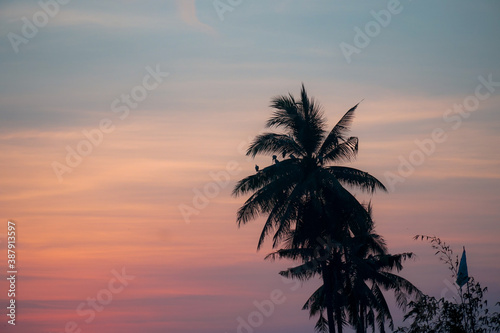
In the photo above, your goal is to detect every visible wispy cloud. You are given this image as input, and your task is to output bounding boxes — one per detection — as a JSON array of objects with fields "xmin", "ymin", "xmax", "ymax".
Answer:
[{"xmin": 175, "ymin": 0, "xmax": 216, "ymax": 35}]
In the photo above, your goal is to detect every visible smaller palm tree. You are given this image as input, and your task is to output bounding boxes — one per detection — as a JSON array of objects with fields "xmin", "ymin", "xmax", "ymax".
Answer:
[{"xmin": 267, "ymin": 205, "xmax": 422, "ymax": 333}]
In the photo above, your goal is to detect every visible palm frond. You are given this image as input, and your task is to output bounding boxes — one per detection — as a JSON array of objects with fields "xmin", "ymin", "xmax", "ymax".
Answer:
[
  {"xmin": 318, "ymin": 102, "xmax": 360, "ymax": 156},
  {"xmin": 232, "ymin": 159, "xmax": 301, "ymax": 196},
  {"xmin": 280, "ymin": 262, "xmax": 319, "ymax": 280},
  {"xmin": 314, "ymin": 313, "xmax": 329, "ymax": 333},
  {"xmin": 246, "ymin": 132, "xmax": 304, "ymax": 158},
  {"xmin": 265, "ymin": 247, "xmax": 316, "ymax": 262},
  {"xmin": 267, "ymin": 94, "xmax": 303, "ymax": 134},
  {"xmin": 255, "ymin": 193, "xmax": 292, "ymax": 250},
  {"xmin": 371, "ymin": 283, "xmax": 394, "ymax": 331},
  {"xmin": 303, "ymin": 285, "xmax": 326, "ymax": 315},
  {"xmin": 326, "ymin": 166, "xmax": 387, "ymax": 193},
  {"xmin": 322, "ymin": 136, "xmax": 359, "ymax": 164},
  {"xmin": 235, "ymin": 173, "xmax": 296, "ymax": 225}
]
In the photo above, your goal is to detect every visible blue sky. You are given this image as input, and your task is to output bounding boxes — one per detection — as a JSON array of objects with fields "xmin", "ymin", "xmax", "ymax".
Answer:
[{"xmin": 1, "ymin": 1, "xmax": 499, "ymax": 332}]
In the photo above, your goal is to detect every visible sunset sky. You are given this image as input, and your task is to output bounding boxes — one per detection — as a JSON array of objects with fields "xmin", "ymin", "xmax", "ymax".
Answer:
[{"xmin": 1, "ymin": 1, "xmax": 499, "ymax": 332}]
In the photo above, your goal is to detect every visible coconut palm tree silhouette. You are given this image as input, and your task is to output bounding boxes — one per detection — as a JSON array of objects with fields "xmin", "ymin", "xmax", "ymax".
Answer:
[
  {"xmin": 269, "ymin": 204, "xmax": 421, "ymax": 333},
  {"xmin": 233, "ymin": 84, "xmax": 390, "ymax": 332}
]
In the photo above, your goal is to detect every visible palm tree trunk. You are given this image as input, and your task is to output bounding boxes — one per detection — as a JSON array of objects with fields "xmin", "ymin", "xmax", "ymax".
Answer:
[
  {"xmin": 332, "ymin": 259, "xmax": 344, "ymax": 333},
  {"xmin": 357, "ymin": 304, "xmax": 365, "ymax": 333},
  {"xmin": 335, "ymin": 307, "xmax": 343, "ymax": 333},
  {"xmin": 322, "ymin": 262, "xmax": 336, "ymax": 333}
]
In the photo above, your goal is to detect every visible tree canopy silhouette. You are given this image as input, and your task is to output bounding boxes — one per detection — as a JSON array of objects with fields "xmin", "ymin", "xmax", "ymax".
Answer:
[
  {"xmin": 233, "ymin": 84, "xmax": 385, "ymax": 249},
  {"xmin": 233, "ymin": 84, "xmax": 415, "ymax": 333}
]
